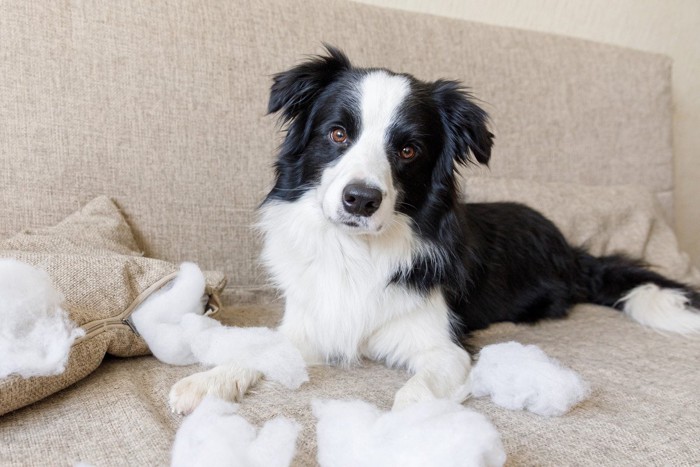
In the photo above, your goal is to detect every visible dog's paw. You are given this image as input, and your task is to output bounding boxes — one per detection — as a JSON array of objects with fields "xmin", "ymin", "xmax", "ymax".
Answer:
[
  {"xmin": 169, "ymin": 365, "xmax": 261, "ymax": 415},
  {"xmin": 391, "ymin": 371, "xmax": 472, "ymax": 410},
  {"xmin": 392, "ymin": 379, "xmax": 435, "ymax": 411},
  {"xmin": 169, "ymin": 373, "xmax": 211, "ymax": 415}
]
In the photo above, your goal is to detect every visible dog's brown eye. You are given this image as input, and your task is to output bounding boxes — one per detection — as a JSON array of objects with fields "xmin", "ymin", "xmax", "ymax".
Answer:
[
  {"xmin": 399, "ymin": 146, "xmax": 416, "ymax": 160},
  {"xmin": 330, "ymin": 128, "xmax": 347, "ymax": 144}
]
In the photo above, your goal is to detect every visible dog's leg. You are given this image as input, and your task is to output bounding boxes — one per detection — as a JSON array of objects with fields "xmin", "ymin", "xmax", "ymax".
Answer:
[
  {"xmin": 391, "ymin": 346, "xmax": 472, "ymax": 410},
  {"xmin": 169, "ymin": 300, "xmax": 324, "ymax": 415},
  {"xmin": 277, "ymin": 301, "xmax": 327, "ymax": 366},
  {"xmin": 365, "ymin": 299, "xmax": 472, "ymax": 410},
  {"xmin": 168, "ymin": 299, "xmax": 326, "ymax": 416},
  {"xmin": 169, "ymin": 363, "xmax": 262, "ymax": 415}
]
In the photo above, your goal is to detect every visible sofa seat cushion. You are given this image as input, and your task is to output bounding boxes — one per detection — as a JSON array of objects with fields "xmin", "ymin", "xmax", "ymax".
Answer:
[{"xmin": 1, "ymin": 301, "xmax": 698, "ymax": 466}]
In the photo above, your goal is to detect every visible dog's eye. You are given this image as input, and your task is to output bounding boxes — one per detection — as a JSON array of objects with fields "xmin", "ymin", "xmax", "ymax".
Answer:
[
  {"xmin": 330, "ymin": 127, "xmax": 348, "ymax": 144},
  {"xmin": 399, "ymin": 146, "xmax": 416, "ymax": 160}
]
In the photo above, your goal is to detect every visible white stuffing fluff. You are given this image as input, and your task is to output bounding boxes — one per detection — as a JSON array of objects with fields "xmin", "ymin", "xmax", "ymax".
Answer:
[
  {"xmin": 130, "ymin": 262, "xmax": 208, "ymax": 365},
  {"xmin": 131, "ymin": 262, "xmax": 308, "ymax": 389},
  {"xmin": 470, "ymin": 341, "xmax": 589, "ymax": 417},
  {"xmin": 0, "ymin": 259, "xmax": 84, "ymax": 379},
  {"xmin": 171, "ymin": 396, "xmax": 300, "ymax": 467},
  {"xmin": 313, "ymin": 398, "xmax": 506, "ymax": 467}
]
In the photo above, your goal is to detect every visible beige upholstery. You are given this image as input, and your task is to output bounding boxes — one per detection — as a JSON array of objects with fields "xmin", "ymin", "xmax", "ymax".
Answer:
[
  {"xmin": 0, "ymin": 197, "xmax": 226, "ymax": 416},
  {"xmin": 0, "ymin": 0, "xmax": 673, "ymax": 291},
  {"xmin": 2, "ymin": 303, "xmax": 699, "ymax": 466},
  {"xmin": 1, "ymin": 0, "xmax": 698, "ymax": 466}
]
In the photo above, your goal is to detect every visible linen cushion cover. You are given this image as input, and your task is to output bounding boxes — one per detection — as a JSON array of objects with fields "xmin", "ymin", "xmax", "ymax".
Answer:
[{"xmin": 0, "ymin": 196, "xmax": 226, "ymax": 415}]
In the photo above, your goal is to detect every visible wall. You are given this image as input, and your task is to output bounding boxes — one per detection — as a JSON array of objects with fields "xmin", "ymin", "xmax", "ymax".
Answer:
[{"xmin": 353, "ymin": 0, "xmax": 700, "ymax": 268}]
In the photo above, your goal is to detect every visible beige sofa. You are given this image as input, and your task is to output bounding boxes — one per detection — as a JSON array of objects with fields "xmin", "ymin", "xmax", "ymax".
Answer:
[{"xmin": 1, "ymin": 0, "xmax": 699, "ymax": 465}]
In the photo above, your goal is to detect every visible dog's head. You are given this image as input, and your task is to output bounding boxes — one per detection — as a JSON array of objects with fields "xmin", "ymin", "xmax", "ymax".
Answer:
[{"xmin": 266, "ymin": 46, "xmax": 493, "ymax": 237}]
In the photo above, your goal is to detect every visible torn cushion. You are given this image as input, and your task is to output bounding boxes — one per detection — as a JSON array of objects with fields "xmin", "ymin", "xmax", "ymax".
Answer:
[{"xmin": 0, "ymin": 196, "xmax": 226, "ymax": 416}]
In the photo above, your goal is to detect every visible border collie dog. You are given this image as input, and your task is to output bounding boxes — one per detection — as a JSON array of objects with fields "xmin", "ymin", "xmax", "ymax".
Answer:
[{"xmin": 170, "ymin": 47, "xmax": 700, "ymax": 413}]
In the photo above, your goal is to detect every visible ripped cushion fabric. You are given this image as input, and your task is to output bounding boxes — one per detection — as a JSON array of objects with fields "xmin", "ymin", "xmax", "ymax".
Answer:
[{"xmin": 0, "ymin": 196, "xmax": 226, "ymax": 416}]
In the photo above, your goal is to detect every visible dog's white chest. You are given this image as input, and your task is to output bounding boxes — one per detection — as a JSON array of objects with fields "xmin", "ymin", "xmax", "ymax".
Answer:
[{"xmin": 259, "ymin": 195, "xmax": 422, "ymax": 363}]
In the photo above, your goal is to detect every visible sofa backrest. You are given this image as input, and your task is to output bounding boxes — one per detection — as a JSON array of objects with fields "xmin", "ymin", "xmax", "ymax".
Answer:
[{"xmin": 0, "ymin": 0, "xmax": 673, "ymax": 292}]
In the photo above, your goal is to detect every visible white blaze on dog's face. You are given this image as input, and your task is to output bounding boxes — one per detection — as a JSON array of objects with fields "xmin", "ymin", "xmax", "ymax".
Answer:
[
  {"xmin": 317, "ymin": 72, "xmax": 410, "ymax": 233},
  {"xmin": 265, "ymin": 47, "xmax": 493, "ymax": 238}
]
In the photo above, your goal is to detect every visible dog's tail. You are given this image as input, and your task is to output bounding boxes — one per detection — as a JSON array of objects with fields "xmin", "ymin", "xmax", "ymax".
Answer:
[{"xmin": 576, "ymin": 251, "xmax": 700, "ymax": 334}]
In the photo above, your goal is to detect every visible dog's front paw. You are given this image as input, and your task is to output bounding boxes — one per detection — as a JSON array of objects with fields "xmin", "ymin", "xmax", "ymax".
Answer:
[
  {"xmin": 169, "ymin": 365, "xmax": 261, "ymax": 415},
  {"xmin": 392, "ymin": 370, "xmax": 472, "ymax": 410},
  {"xmin": 169, "ymin": 372, "xmax": 212, "ymax": 415},
  {"xmin": 392, "ymin": 379, "xmax": 435, "ymax": 411}
]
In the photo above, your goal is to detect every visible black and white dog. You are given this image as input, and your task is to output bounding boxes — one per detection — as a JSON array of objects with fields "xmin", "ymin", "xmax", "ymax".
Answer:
[{"xmin": 170, "ymin": 47, "xmax": 700, "ymax": 414}]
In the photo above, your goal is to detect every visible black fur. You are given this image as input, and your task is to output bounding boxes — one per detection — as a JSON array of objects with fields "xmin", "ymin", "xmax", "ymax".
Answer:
[{"xmin": 266, "ymin": 46, "xmax": 699, "ymax": 340}]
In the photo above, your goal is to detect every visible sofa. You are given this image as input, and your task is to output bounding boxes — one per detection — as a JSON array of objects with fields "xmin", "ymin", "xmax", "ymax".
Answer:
[{"xmin": 1, "ymin": 0, "xmax": 699, "ymax": 465}]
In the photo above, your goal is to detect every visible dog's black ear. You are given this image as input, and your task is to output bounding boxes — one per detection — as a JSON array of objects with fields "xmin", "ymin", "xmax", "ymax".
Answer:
[
  {"xmin": 268, "ymin": 45, "xmax": 351, "ymax": 122},
  {"xmin": 268, "ymin": 45, "xmax": 351, "ymax": 158},
  {"xmin": 432, "ymin": 80, "xmax": 493, "ymax": 166}
]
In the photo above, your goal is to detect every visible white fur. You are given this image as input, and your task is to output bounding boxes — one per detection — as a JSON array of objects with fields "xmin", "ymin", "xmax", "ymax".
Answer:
[
  {"xmin": 313, "ymin": 398, "xmax": 506, "ymax": 467},
  {"xmin": 260, "ymin": 193, "xmax": 418, "ymax": 364},
  {"xmin": 259, "ymin": 192, "xmax": 471, "ymax": 408},
  {"xmin": 183, "ymin": 314, "xmax": 307, "ymax": 389},
  {"xmin": 163, "ymin": 71, "xmax": 467, "ymax": 413},
  {"xmin": 166, "ymin": 311, "xmax": 311, "ymax": 414},
  {"xmin": 166, "ymin": 64, "xmax": 700, "ymax": 430},
  {"xmin": 319, "ymin": 71, "xmax": 410, "ymax": 233},
  {"xmin": 171, "ymin": 396, "xmax": 299, "ymax": 467},
  {"xmin": 169, "ymin": 363, "xmax": 263, "ymax": 416},
  {"xmin": 470, "ymin": 342, "xmax": 590, "ymax": 417},
  {"xmin": 0, "ymin": 259, "xmax": 84, "ymax": 379},
  {"xmin": 130, "ymin": 263, "xmax": 308, "ymax": 414},
  {"xmin": 619, "ymin": 283, "xmax": 700, "ymax": 334},
  {"xmin": 257, "ymin": 71, "xmax": 472, "ymax": 409}
]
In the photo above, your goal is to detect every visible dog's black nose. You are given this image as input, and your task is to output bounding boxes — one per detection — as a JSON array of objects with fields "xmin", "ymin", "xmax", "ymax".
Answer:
[{"xmin": 342, "ymin": 183, "xmax": 382, "ymax": 217}]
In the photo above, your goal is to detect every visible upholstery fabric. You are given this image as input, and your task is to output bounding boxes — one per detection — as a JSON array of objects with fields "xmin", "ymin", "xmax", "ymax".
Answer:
[
  {"xmin": 0, "ymin": 0, "xmax": 695, "ymax": 465},
  {"xmin": 1, "ymin": 303, "xmax": 698, "ymax": 466},
  {"xmin": 0, "ymin": 196, "xmax": 226, "ymax": 415},
  {"xmin": 0, "ymin": 0, "xmax": 673, "ymax": 291},
  {"xmin": 1, "ymin": 181, "xmax": 698, "ymax": 465}
]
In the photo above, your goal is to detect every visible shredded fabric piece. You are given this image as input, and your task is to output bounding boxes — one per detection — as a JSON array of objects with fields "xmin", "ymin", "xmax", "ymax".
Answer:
[
  {"xmin": 0, "ymin": 259, "xmax": 84, "ymax": 379},
  {"xmin": 313, "ymin": 398, "xmax": 506, "ymax": 467},
  {"xmin": 130, "ymin": 262, "xmax": 308, "ymax": 389},
  {"xmin": 471, "ymin": 341, "xmax": 590, "ymax": 417},
  {"xmin": 171, "ymin": 396, "xmax": 300, "ymax": 467}
]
